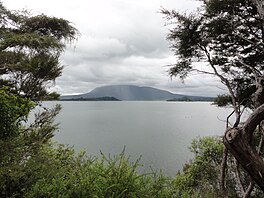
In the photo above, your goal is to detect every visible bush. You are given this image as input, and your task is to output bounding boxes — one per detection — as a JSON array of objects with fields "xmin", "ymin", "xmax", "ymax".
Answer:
[
  {"xmin": 172, "ymin": 136, "xmax": 224, "ymax": 197},
  {"xmin": 26, "ymin": 146, "xmax": 174, "ymax": 198}
]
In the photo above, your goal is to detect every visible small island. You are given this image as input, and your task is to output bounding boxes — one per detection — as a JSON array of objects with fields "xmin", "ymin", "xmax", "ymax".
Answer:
[
  {"xmin": 167, "ymin": 96, "xmax": 215, "ymax": 102},
  {"xmin": 60, "ymin": 96, "xmax": 121, "ymax": 101}
]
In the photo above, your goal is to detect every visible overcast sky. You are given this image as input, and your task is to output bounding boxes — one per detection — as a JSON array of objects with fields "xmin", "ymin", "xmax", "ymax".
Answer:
[{"xmin": 3, "ymin": 0, "xmax": 226, "ymax": 96}]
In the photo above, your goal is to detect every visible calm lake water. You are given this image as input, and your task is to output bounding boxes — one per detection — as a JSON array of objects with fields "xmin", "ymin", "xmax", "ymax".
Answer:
[{"xmin": 43, "ymin": 101, "xmax": 233, "ymax": 175}]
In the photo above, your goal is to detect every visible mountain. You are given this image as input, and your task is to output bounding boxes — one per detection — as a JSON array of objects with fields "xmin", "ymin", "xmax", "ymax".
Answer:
[{"xmin": 60, "ymin": 85, "xmax": 213, "ymax": 101}]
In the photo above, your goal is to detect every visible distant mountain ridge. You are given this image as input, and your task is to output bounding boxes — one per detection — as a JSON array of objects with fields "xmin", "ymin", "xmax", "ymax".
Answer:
[{"xmin": 60, "ymin": 85, "xmax": 214, "ymax": 101}]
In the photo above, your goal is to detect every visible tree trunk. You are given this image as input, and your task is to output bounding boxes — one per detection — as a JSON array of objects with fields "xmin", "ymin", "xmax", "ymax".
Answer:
[
  {"xmin": 224, "ymin": 128, "xmax": 264, "ymax": 191},
  {"xmin": 220, "ymin": 147, "xmax": 228, "ymax": 197},
  {"xmin": 224, "ymin": 105, "xmax": 264, "ymax": 191}
]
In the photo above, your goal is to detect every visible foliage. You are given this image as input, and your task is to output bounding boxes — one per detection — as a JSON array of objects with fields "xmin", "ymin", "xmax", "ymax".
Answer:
[
  {"xmin": 162, "ymin": 0, "xmax": 263, "ymax": 109},
  {"xmin": 0, "ymin": 105, "xmax": 61, "ymax": 197},
  {"xmin": 173, "ymin": 136, "xmax": 264, "ymax": 197},
  {"xmin": 13, "ymin": 137, "xmax": 246, "ymax": 198},
  {"xmin": 22, "ymin": 135, "xmax": 258, "ymax": 198},
  {"xmin": 172, "ymin": 137, "xmax": 224, "ymax": 197},
  {"xmin": 213, "ymin": 94, "xmax": 232, "ymax": 107},
  {"xmin": 0, "ymin": 1, "xmax": 78, "ymax": 197},
  {"xmin": 2, "ymin": 0, "xmax": 264, "ymax": 197},
  {"xmin": 0, "ymin": 87, "xmax": 34, "ymax": 139},
  {"xmin": 44, "ymin": 92, "xmax": 61, "ymax": 101},
  {"xmin": 0, "ymin": 1, "xmax": 78, "ymax": 101},
  {"xmin": 25, "ymin": 147, "xmax": 174, "ymax": 198},
  {"xmin": 162, "ymin": 0, "xmax": 264, "ymax": 194},
  {"xmin": 0, "ymin": 2, "xmax": 175, "ymax": 197}
]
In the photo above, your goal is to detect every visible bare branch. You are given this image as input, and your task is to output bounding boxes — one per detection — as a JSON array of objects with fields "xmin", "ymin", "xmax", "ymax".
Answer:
[
  {"xmin": 235, "ymin": 160, "xmax": 246, "ymax": 196},
  {"xmin": 244, "ymin": 181, "xmax": 255, "ymax": 198},
  {"xmin": 220, "ymin": 147, "xmax": 228, "ymax": 197},
  {"xmin": 201, "ymin": 45, "xmax": 242, "ymax": 123},
  {"xmin": 191, "ymin": 68, "xmax": 216, "ymax": 75}
]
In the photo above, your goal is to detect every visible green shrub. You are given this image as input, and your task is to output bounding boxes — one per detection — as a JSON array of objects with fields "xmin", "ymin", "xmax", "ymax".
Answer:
[{"xmin": 26, "ymin": 147, "xmax": 174, "ymax": 198}]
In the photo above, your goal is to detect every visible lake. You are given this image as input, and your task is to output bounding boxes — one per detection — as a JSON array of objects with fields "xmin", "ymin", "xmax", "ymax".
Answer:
[{"xmin": 43, "ymin": 101, "xmax": 232, "ymax": 175}]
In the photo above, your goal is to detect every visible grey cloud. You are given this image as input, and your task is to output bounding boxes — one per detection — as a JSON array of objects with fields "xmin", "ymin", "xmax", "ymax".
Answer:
[{"xmin": 4, "ymin": 0, "xmax": 222, "ymax": 97}]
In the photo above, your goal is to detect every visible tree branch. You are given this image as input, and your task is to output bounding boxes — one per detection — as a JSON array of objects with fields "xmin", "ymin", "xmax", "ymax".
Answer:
[
  {"xmin": 201, "ymin": 45, "xmax": 242, "ymax": 125},
  {"xmin": 244, "ymin": 181, "xmax": 254, "ymax": 198},
  {"xmin": 235, "ymin": 160, "xmax": 246, "ymax": 196},
  {"xmin": 220, "ymin": 146, "xmax": 228, "ymax": 197},
  {"xmin": 237, "ymin": 59, "xmax": 262, "ymax": 77},
  {"xmin": 243, "ymin": 104, "xmax": 264, "ymax": 140}
]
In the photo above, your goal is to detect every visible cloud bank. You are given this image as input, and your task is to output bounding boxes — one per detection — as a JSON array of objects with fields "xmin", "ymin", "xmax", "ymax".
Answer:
[{"xmin": 3, "ymin": 0, "xmax": 227, "ymax": 96}]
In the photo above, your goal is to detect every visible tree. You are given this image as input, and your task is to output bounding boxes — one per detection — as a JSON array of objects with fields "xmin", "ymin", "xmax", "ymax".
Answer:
[
  {"xmin": 0, "ymin": 1, "xmax": 78, "ymax": 196},
  {"xmin": 162, "ymin": 0, "xmax": 264, "ymax": 195},
  {"xmin": 174, "ymin": 136, "xmax": 264, "ymax": 197},
  {"xmin": 0, "ymin": 2, "xmax": 77, "ymax": 101},
  {"xmin": 213, "ymin": 94, "xmax": 232, "ymax": 107}
]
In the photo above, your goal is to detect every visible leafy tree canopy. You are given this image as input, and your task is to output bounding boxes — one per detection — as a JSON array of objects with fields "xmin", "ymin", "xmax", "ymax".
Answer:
[
  {"xmin": 0, "ymin": 1, "xmax": 78, "ymax": 101},
  {"xmin": 162, "ymin": 0, "xmax": 264, "ymax": 194},
  {"xmin": 0, "ymin": 1, "xmax": 78, "ymax": 196},
  {"xmin": 163, "ymin": 0, "xmax": 263, "ymax": 108}
]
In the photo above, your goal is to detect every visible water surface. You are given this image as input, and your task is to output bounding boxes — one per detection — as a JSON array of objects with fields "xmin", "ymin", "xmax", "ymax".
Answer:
[{"xmin": 44, "ymin": 101, "xmax": 232, "ymax": 175}]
